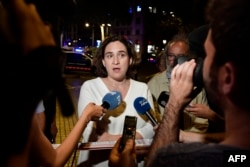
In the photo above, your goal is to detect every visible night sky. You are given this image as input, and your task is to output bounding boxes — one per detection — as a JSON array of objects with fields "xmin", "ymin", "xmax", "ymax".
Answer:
[{"xmin": 31, "ymin": 0, "xmax": 208, "ymax": 25}]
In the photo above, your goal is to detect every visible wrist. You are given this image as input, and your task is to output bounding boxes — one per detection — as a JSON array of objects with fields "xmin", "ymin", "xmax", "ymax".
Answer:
[
  {"xmin": 165, "ymin": 100, "xmax": 184, "ymax": 114},
  {"xmin": 81, "ymin": 114, "xmax": 90, "ymax": 124}
]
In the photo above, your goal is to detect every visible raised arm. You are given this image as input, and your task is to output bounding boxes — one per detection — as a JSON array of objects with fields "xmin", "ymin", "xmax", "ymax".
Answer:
[
  {"xmin": 145, "ymin": 60, "xmax": 198, "ymax": 167},
  {"xmin": 31, "ymin": 103, "xmax": 105, "ymax": 166}
]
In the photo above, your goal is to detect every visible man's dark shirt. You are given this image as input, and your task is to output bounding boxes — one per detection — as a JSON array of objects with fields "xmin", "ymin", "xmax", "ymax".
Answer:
[{"xmin": 150, "ymin": 142, "xmax": 249, "ymax": 167}]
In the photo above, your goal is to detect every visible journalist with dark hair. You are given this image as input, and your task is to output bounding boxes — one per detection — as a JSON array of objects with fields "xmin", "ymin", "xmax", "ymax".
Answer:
[
  {"xmin": 108, "ymin": 0, "xmax": 250, "ymax": 166},
  {"xmin": 0, "ymin": 1, "xmax": 106, "ymax": 166}
]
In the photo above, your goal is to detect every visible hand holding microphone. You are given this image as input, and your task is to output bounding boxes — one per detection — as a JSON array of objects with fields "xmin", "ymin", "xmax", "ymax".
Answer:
[
  {"xmin": 134, "ymin": 97, "xmax": 158, "ymax": 127},
  {"xmin": 101, "ymin": 91, "xmax": 122, "ymax": 110},
  {"xmin": 94, "ymin": 91, "xmax": 122, "ymax": 120}
]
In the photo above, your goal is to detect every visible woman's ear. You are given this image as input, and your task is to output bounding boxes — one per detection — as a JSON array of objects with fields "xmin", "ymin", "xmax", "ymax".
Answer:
[{"xmin": 102, "ymin": 59, "xmax": 106, "ymax": 67}]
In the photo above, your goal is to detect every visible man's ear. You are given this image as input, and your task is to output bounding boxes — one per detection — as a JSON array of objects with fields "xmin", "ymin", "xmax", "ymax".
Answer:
[{"xmin": 221, "ymin": 62, "xmax": 235, "ymax": 95}]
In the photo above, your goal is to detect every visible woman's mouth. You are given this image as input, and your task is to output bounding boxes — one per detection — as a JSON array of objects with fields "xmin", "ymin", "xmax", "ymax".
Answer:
[{"xmin": 113, "ymin": 68, "xmax": 120, "ymax": 72}]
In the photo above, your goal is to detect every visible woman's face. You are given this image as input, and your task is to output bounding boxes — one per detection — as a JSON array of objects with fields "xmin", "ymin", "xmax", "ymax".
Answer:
[{"xmin": 102, "ymin": 41, "xmax": 132, "ymax": 81}]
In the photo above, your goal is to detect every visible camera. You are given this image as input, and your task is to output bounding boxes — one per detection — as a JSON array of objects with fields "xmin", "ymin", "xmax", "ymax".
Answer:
[{"xmin": 174, "ymin": 55, "xmax": 204, "ymax": 87}]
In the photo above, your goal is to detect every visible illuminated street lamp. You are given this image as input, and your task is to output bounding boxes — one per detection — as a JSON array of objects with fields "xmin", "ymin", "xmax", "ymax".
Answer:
[
  {"xmin": 100, "ymin": 23, "xmax": 112, "ymax": 41},
  {"xmin": 85, "ymin": 22, "xmax": 95, "ymax": 47},
  {"xmin": 162, "ymin": 39, "xmax": 167, "ymax": 50},
  {"xmin": 106, "ymin": 23, "xmax": 111, "ymax": 37},
  {"xmin": 100, "ymin": 24, "xmax": 105, "ymax": 41}
]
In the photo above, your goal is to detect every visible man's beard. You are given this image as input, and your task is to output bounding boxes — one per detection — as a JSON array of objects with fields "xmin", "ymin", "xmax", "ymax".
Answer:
[{"xmin": 204, "ymin": 65, "xmax": 224, "ymax": 115}]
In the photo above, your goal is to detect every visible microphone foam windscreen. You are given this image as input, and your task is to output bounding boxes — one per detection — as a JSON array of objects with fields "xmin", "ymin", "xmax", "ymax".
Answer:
[
  {"xmin": 102, "ymin": 91, "xmax": 122, "ymax": 110},
  {"xmin": 133, "ymin": 97, "xmax": 151, "ymax": 114}
]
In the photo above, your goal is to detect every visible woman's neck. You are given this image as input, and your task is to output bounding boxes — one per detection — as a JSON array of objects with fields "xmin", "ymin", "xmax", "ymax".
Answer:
[{"xmin": 102, "ymin": 77, "xmax": 130, "ymax": 97}]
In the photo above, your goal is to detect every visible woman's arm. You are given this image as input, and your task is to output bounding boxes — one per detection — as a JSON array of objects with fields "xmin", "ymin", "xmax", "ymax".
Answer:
[{"xmin": 32, "ymin": 103, "xmax": 105, "ymax": 166}]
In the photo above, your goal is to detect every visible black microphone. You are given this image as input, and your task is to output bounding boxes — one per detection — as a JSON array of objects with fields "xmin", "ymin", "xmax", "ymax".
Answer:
[
  {"xmin": 134, "ymin": 97, "xmax": 158, "ymax": 126},
  {"xmin": 157, "ymin": 91, "xmax": 169, "ymax": 108},
  {"xmin": 158, "ymin": 91, "xmax": 186, "ymax": 130},
  {"xmin": 101, "ymin": 91, "xmax": 122, "ymax": 110}
]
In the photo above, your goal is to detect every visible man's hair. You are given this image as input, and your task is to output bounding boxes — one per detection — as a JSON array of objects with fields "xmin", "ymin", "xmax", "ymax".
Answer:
[
  {"xmin": 164, "ymin": 33, "xmax": 189, "ymax": 56},
  {"xmin": 206, "ymin": 0, "xmax": 250, "ymax": 110}
]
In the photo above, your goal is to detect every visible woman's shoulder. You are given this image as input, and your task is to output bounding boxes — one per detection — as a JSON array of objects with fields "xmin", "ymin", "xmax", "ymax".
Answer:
[
  {"xmin": 83, "ymin": 77, "xmax": 101, "ymax": 85},
  {"xmin": 80, "ymin": 78, "xmax": 104, "ymax": 91}
]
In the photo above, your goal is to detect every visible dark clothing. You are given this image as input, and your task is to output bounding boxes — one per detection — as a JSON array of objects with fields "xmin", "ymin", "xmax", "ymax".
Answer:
[
  {"xmin": 43, "ymin": 90, "xmax": 57, "ymax": 143},
  {"xmin": 1, "ymin": 46, "xmax": 74, "ymax": 166},
  {"xmin": 150, "ymin": 142, "xmax": 249, "ymax": 167}
]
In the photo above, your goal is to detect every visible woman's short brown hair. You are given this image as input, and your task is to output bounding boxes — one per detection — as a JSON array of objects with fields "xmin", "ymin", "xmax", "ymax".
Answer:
[{"xmin": 93, "ymin": 35, "xmax": 139, "ymax": 78}]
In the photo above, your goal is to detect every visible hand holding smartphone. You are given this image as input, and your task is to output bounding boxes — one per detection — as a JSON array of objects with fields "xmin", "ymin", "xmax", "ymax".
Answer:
[{"xmin": 119, "ymin": 115, "xmax": 137, "ymax": 152}]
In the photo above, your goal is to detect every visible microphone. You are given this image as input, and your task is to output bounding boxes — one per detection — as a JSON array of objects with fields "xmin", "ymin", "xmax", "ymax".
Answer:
[
  {"xmin": 102, "ymin": 91, "xmax": 122, "ymax": 110},
  {"xmin": 134, "ymin": 97, "xmax": 158, "ymax": 126},
  {"xmin": 157, "ymin": 91, "xmax": 169, "ymax": 108}
]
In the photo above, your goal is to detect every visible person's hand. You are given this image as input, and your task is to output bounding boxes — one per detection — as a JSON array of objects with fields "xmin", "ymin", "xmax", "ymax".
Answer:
[
  {"xmin": 153, "ymin": 124, "xmax": 159, "ymax": 131},
  {"xmin": 81, "ymin": 103, "xmax": 106, "ymax": 122},
  {"xmin": 168, "ymin": 59, "xmax": 198, "ymax": 107},
  {"xmin": 109, "ymin": 138, "xmax": 137, "ymax": 167},
  {"xmin": 179, "ymin": 129, "xmax": 204, "ymax": 143},
  {"xmin": 185, "ymin": 103, "xmax": 224, "ymax": 123},
  {"xmin": 185, "ymin": 104, "xmax": 213, "ymax": 119},
  {"xmin": 9, "ymin": 0, "xmax": 56, "ymax": 55}
]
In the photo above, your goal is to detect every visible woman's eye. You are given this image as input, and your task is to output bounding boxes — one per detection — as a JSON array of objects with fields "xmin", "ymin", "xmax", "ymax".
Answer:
[
  {"xmin": 106, "ymin": 54, "xmax": 113, "ymax": 58},
  {"xmin": 118, "ymin": 52, "xmax": 127, "ymax": 57}
]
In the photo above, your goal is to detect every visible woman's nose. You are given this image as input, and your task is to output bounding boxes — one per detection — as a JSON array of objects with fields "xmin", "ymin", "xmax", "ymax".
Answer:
[{"xmin": 112, "ymin": 55, "xmax": 120, "ymax": 64}]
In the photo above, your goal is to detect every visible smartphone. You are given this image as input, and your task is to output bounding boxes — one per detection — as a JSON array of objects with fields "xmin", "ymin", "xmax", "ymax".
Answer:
[{"xmin": 119, "ymin": 115, "xmax": 137, "ymax": 152}]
